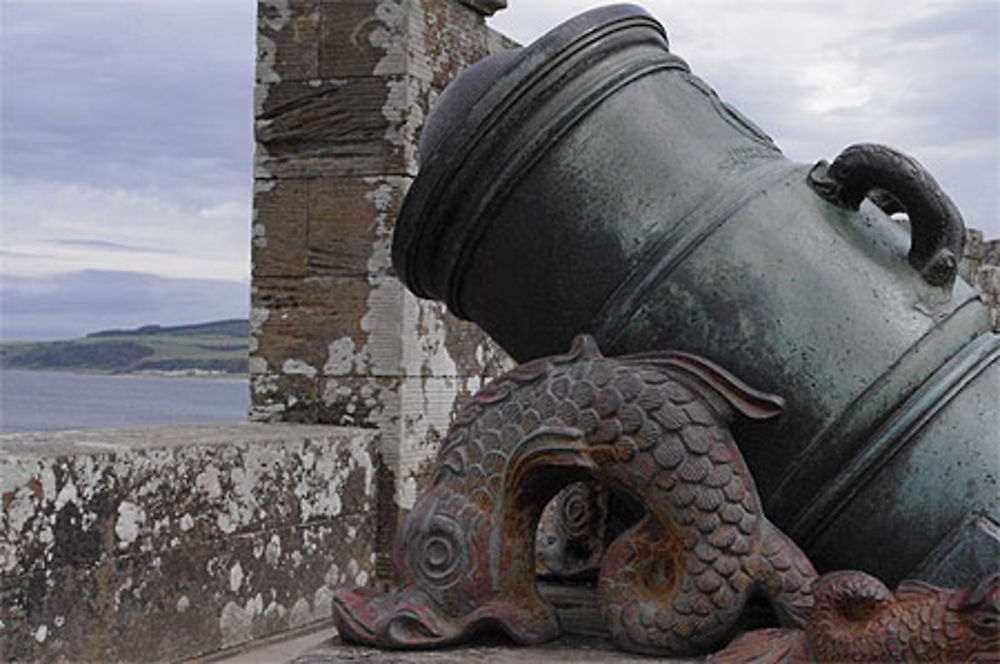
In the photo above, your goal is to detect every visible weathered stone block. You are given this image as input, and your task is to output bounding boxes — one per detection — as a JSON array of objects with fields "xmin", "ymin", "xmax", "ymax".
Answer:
[
  {"xmin": 252, "ymin": 372, "xmax": 403, "ymax": 430},
  {"xmin": 408, "ymin": 0, "xmax": 511, "ymax": 92},
  {"xmin": 257, "ymin": 0, "xmax": 321, "ymax": 83},
  {"xmin": 318, "ymin": 0, "xmax": 408, "ymax": 79},
  {"xmin": 251, "ymin": 275, "xmax": 377, "ymax": 373},
  {"xmin": 307, "ymin": 176, "xmax": 409, "ymax": 278},
  {"xmin": 255, "ymin": 77, "xmax": 410, "ymax": 179},
  {"xmin": 318, "ymin": 374, "xmax": 400, "ymax": 425},
  {"xmin": 984, "ymin": 239, "xmax": 1000, "ymax": 265},
  {"xmin": 253, "ymin": 179, "xmax": 309, "ymax": 278}
]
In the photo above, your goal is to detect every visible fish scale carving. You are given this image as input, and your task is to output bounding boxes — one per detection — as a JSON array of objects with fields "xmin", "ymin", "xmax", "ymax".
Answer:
[{"xmin": 333, "ymin": 335, "xmax": 817, "ymax": 656}]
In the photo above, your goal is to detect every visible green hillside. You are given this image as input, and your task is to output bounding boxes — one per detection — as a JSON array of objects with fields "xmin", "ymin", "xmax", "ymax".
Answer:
[
  {"xmin": 0, "ymin": 319, "xmax": 249, "ymax": 374},
  {"xmin": 87, "ymin": 318, "xmax": 248, "ymax": 338}
]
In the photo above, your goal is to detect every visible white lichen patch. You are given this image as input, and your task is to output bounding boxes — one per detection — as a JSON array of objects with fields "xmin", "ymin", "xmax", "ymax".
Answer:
[
  {"xmin": 230, "ymin": 561, "xmax": 244, "ymax": 592},
  {"xmin": 6, "ymin": 487, "xmax": 36, "ymax": 547},
  {"xmin": 325, "ymin": 563, "xmax": 341, "ymax": 587},
  {"xmin": 115, "ymin": 501, "xmax": 146, "ymax": 547},
  {"xmin": 282, "ymin": 359, "xmax": 317, "ymax": 378},
  {"xmin": 249, "ymin": 306, "xmax": 270, "ymax": 333},
  {"xmin": 301, "ymin": 435, "xmax": 375, "ymax": 520},
  {"xmin": 264, "ymin": 601, "xmax": 287, "ymax": 622},
  {"xmin": 220, "ymin": 601, "xmax": 253, "ymax": 649},
  {"xmin": 359, "ymin": 178, "xmax": 405, "ymax": 373},
  {"xmin": 253, "ymin": 86, "xmax": 273, "ymax": 129},
  {"xmin": 400, "ymin": 476, "xmax": 419, "ymax": 511},
  {"xmin": 367, "ymin": 0, "xmax": 407, "ymax": 76},
  {"xmin": 39, "ymin": 465, "xmax": 57, "ymax": 502},
  {"xmin": 288, "ymin": 597, "xmax": 313, "ymax": 629},
  {"xmin": 396, "ymin": 297, "xmax": 460, "ymax": 509},
  {"xmin": 323, "ymin": 337, "xmax": 357, "ymax": 376},
  {"xmin": 252, "ymin": 222, "xmax": 267, "ymax": 249},
  {"xmin": 249, "ymin": 357, "xmax": 268, "ymax": 375},
  {"xmin": 152, "ymin": 517, "xmax": 170, "ymax": 535},
  {"xmin": 265, "ymin": 534, "xmax": 282, "ymax": 566},
  {"xmin": 195, "ymin": 467, "xmax": 222, "ymax": 500},
  {"xmin": 114, "ymin": 577, "xmax": 133, "ymax": 612},
  {"xmin": 214, "ymin": 511, "xmax": 235, "ymax": 535},
  {"xmin": 249, "ymin": 402, "xmax": 286, "ymax": 422},
  {"xmin": 246, "ymin": 593, "xmax": 264, "ymax": 619},
  {"xmin": 256, "ymin": 0, "xmax": 291, "ymax": 85},
  {"xmin": 251, "ymin": 373, "xmax": 279, "ymax": 398},
  {"xmin": 313, "ymin": 585, "xmax": 334, "ymax": 619},
  {"xmin": 248, "ymin": 307, "xmax": 270, "ymax": 369}
]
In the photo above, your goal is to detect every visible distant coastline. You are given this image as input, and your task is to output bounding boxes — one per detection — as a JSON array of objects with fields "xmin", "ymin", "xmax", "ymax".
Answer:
[
  {"xmin": 129, "ymin": 369, "xmax": 248, "ymax": 379},
  {"xmin": 0, "ymin": 318, "xmax": 249, "ymax": 376}
]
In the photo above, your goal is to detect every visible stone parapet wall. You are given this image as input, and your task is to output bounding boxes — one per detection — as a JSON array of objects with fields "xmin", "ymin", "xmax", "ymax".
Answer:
[
  {"xmin": 250, "ymin": 1, "xmax": 516, "ymax": 528},
  {"xmin": 0, "ymin": 424, "xmax": 378, "ymax": 662}
]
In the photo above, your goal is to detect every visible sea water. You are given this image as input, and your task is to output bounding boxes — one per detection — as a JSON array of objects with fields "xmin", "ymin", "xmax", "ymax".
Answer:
[{"xmin": 0, "ymin": 370, "xmax": 250, "ymax": 433}]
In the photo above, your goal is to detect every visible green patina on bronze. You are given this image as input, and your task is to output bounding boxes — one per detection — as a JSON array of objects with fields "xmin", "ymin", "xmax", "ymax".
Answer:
[{"xmin": 391, "ymin": 4, "xmax": 999, "ymax": 587}]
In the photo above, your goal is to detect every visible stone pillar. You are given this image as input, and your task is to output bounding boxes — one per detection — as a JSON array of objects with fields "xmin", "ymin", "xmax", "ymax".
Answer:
[{"xmin": 250, "ymin": 0, "xmax": 516, "ymax": 574}]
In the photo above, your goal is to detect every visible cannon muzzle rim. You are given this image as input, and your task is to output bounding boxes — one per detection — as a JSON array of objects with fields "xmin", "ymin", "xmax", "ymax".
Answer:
[{"xmin": 391, "ymin": 4, "xmax": 671, "ymax": 309}]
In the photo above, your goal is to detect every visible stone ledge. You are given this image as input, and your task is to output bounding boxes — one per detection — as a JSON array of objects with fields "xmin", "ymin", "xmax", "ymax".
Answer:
[
  {"xmin": 292, "ymin": 635, "xmax": 698, "ymax": 664},
  {"xmin": 0, "ymin": 422, "xmax": 366, "ymax": 455}
]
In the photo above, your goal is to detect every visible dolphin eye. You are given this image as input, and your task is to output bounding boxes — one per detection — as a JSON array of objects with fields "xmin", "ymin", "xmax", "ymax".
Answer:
[
  {"xmin": 423, "ymin": 535, "xmax": 456, "ymax": 578},
  {"xmin": 411, "ymin": 515, "xmax": 467, "ymax": 589}
]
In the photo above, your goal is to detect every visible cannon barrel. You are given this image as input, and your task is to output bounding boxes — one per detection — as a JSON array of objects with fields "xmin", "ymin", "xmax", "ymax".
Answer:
[{"xmin": 392, "ymin": 4, "xmax": 999, "ymax": 586}]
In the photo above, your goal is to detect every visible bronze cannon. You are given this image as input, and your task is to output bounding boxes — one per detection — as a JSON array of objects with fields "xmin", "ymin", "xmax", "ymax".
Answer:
[{"xmin": 391, "ymin": 5, "xmax": 999, "ymax": 586}]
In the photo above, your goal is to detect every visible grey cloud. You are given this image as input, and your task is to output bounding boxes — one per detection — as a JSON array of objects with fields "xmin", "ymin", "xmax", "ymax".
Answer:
[
  {"xmin": 48, "ymin": 238, "xmax": 176, "ymax": 253},
  {"xmin": 1, "ymin": 270, "xmax": 248, "ymax": 340},
  {"xmin": 889, "ymin": 1, "xmax": 999, "ymax": 42},
  {"xmin": 1, "ymin": 1, "xmax": 254, "ymax": 208},
  {"xmin": 864, "ymin": 4, "xmax": 998, "ymax": 138},
  {"xmin": 0, "ymin": 249, "xmax": 49, "ymax": 259}
]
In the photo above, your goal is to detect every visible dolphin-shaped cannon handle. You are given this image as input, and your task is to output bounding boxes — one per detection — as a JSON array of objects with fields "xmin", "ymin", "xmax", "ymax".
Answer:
[
  {"xmin": 808, "ymin": 143, "xmax": 965, "ymax": 288},
  {"xmin": 333, "ymin": 335, "xmax": 815, "ymax": 656}
]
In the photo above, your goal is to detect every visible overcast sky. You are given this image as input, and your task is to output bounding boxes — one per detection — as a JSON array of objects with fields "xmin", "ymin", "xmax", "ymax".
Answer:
[
  {"xmin": 1, "ymin": 1, "xmax": 997, "ymax": 339},
  {"xmin": 1, "ymin": 0, "xmax": 255, "ymax": 338}
]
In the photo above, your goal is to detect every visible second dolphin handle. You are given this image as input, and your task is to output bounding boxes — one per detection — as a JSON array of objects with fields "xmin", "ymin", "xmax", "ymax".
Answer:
[{"xmin": 808, "ymin": 143, "xmax": 965, "ymax": 288}]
